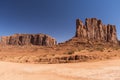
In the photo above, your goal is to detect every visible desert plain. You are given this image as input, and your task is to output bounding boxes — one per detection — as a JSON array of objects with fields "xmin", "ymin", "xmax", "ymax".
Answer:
[{"xmin": 0, "ymin": 59, "xmax": 120, "ymax": 80}]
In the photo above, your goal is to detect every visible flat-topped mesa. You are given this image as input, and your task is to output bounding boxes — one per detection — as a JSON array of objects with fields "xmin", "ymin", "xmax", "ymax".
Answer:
[
  {"xmin": 0, "ymin": 33, "xmax": 57, "ymax": 46},
  {"xmin": 75, "ymin": 18, "xmax": 118, "ymax": 44}
]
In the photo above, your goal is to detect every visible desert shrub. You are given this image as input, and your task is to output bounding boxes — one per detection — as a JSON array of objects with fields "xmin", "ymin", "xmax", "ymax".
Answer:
[
  {"xmin": 108, "ymin": 50, "xmax": 111, "ymax": 52},
  {"xmin": 51, "ymin": 54, "xmax": 55, "ymax": 56},
  {"xmin": 78, "ymin": 49, "xmax": 81, "ymax": 52},
  {"xmin": 30, "ymin": 48, "xmax": 38, "ymax": 52},
  {"xmin": 77, "ymin": 47, "xmax": 84, "ymax": 52},
  {"xmin": 89, "ymin": 49, "xmax": 94, "ymax": 52},
  {"xmin": 68, "ymin": 51, "xmax": 74, "ymax": 55},
  {"xmin": 64, "ymin": 50, "xmax": 75, "ymax": 55},
  {"xmin": 114, "ymin": 46, "xmax": 120, "ymax": 50},
  {"xmin": 95, "ymin": 47, "xmax": 104, "ymax": 52}
]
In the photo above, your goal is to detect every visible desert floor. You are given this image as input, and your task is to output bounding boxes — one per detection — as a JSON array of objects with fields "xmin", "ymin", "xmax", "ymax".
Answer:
[{"xmin": 0, "ymin": 59, "xmax": 120, "ymax": 80}]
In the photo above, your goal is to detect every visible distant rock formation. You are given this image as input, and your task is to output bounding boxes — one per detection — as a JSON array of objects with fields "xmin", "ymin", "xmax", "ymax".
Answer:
[
  {"xmin": 75, "ymin": 18, "xmax": 118, "ymax": 44},
  {"xmin": 0, "ymin": 18, "xmax": 119, "ymax": 47},
  {"xmin": 0, "ymin": 34, "xmax": 57, "ymax": 46}
]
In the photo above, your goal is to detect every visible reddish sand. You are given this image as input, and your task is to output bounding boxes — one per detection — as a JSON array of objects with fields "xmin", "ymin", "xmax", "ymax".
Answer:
[{"xmin": 0, "ymin": 59, "xmax": 120, "ymax": 80}]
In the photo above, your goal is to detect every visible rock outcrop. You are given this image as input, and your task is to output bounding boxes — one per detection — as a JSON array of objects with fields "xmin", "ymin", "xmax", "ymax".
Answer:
[
  {"xmin": 75, "ymin": 18, "xmax": 118, "ymax": 44},
  {"xmin": 0, "ymin": 18, "xmax": 119, "ymax": 47},
  {"xmin": 0, "ymin": 34, "xmax": 57, "ymax": 46}
]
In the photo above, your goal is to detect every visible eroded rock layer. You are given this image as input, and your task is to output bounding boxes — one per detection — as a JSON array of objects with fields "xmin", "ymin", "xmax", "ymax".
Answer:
[
  {"xmin": 75, "ymin": 18, "xmax": 118, "ymax": 44},
  {"xmin": 0, "ymin": 34, "xmax": 57, "ymax": 46}
]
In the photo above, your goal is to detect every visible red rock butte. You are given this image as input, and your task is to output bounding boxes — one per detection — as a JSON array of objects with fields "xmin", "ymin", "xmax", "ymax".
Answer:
[
  {"xmin": 0, "ymin": 34, "xmax": 57, "ymax": 46},
  {"xmin": 75, "ymin": 18, "xmax": 118, "ymax": 44}
]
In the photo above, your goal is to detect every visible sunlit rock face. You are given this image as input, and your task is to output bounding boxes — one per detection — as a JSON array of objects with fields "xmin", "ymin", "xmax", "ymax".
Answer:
[
  {"xmin": 75, "ymin": 18, "xmax": 118, "ymax": 44},
  {"xmin": 0, "ymin": 33, "xmax": 57, "ymax": 46}
]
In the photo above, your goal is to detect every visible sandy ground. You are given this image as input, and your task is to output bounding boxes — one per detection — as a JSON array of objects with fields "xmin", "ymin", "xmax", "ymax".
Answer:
[{"xmin": 0, "ymin": 59, "xmax": 120, "ymax": 80}]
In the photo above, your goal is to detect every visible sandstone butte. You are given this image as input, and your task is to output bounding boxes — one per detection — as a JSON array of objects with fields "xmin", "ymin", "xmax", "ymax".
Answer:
[
  {"xmin": 0, "ymin": 34, "xmax": 57, "ymax": 46},
  {"xmin": 0, "ymin": 18, "xmax": 119, "ymax": 46},
  {"xmin": 75, "ymin": 18, "xmax": 118, "ymax": 44}
]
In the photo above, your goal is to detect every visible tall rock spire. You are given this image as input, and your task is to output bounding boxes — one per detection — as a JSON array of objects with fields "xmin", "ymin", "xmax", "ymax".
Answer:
[{"xmin": 75, "ymin": 18, "xmax": 118, "ymax": 44}]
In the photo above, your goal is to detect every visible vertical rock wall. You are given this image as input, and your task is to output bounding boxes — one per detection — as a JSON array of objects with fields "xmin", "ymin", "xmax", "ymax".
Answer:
[
  {"xmin": 75, "ymin": 18, "xmax": 118, "ymax": 44},
  {"xmin": 0, "ymin": 34, "xmax": 57, "ymax": 46}
]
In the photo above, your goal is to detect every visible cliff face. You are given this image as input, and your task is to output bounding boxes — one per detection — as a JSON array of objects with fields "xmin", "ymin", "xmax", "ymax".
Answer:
[
  {"xmin": 0, "ymin": 34, "xmax": 57, "ymax": 46},
  {"xmin": 75, "ymin": 18, "xmax": 118, "ymax": 44}
]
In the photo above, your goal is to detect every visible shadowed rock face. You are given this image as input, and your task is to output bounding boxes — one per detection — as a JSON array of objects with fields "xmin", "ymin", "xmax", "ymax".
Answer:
[
  {"xmin": 75, "ymin": 18, "xmax": 118, "ymax": 44},
  {"xmin": 0, "ymin": 34, "xmax": 57, "ymax": 46}
]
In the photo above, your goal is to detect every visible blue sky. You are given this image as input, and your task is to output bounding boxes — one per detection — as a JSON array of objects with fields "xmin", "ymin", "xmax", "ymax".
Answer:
[{"xmin": 0, "ymin": 0, "xmax": 120, "ymax": 42}]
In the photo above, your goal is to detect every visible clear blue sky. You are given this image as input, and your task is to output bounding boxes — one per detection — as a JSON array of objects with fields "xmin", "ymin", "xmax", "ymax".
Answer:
[{"xmin": 0, "ymin": 0, "xmax": 120, "ymax": 42}]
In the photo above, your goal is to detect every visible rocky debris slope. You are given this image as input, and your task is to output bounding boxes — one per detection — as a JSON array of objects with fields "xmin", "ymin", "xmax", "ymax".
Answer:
[
  {"xmin": 75, "ymin": 18, "xmax": 118, "ymax": 44},
  {"xmin": 1, "ymin": 49, "xmax": 120, "ymax": 64},
  {"xmin": 0, "ymin": 34, "xmax": 57, "ymax": 46}
]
